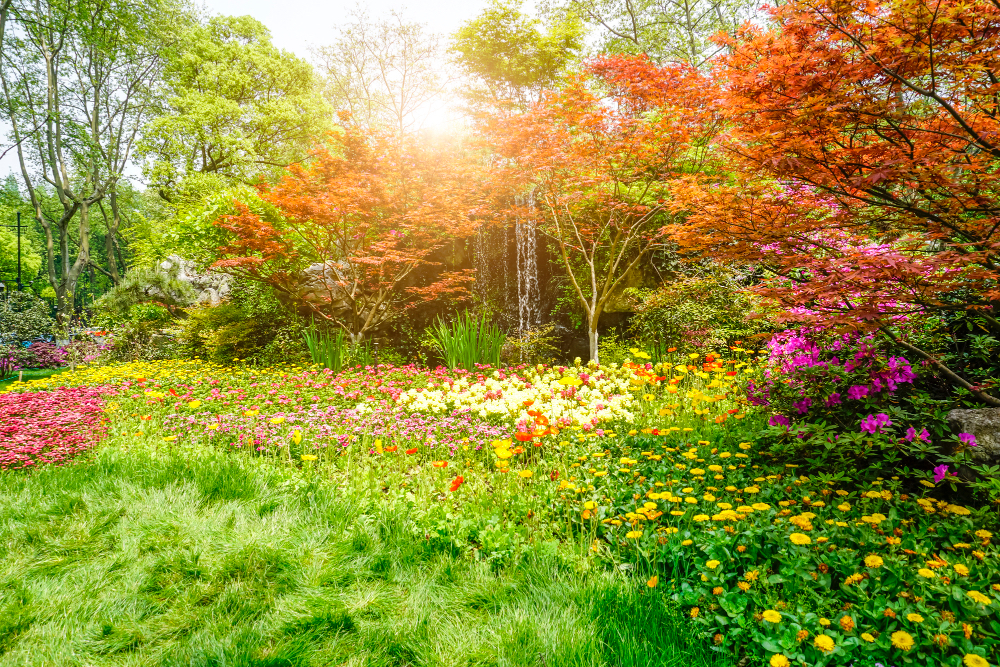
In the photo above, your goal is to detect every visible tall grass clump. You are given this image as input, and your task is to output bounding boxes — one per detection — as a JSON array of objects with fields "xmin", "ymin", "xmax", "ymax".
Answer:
[
  {"xmin": 303, "ymin": 322, "xmax": 377, "ymax": 371},
  {"xmin": 430, "ymin": 311, "xmax": 505, "ymax": 371}
]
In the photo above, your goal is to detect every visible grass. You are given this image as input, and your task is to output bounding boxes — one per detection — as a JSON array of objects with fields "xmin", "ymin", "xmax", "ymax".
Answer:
[
  {"xmin": 0, "ymin": 443, "xmax": 733, "ymax": 667},
  {"xmin": 0, "ymin": 367, "xmax": 68, "ymax": 386}
]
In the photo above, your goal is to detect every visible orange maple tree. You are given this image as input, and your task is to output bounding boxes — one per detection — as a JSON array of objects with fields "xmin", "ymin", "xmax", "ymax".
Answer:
[
  {"xmin": 667, "ymin": 0, "xmax": 1000, "ymax": 404},
  {"xmin": 213, "ymin": 127, "xmax": 479, "ymax": 343},
  {"xmin": 483, "ymin": 55, "xmax": 722, "ymax": 361}
]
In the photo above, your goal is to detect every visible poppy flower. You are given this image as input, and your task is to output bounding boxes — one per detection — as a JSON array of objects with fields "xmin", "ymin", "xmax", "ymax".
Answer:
[
  {"xmin": 515, "ymin": 432, "xmax": 533, "ymax": 442},
  {"xmin": 406, "ymin": 447, "xmax": 418, "ymax": 455},
  {"xmin": 432, "ymin": 460, "xmax": 448, "ymax": 468},
  {"xmin": 384, "ymin": 445, "xmax": 397, "ymax": 453},
  {"xmin": 449, "ymin": 476, "xmax": 464, "ymax": 492}
]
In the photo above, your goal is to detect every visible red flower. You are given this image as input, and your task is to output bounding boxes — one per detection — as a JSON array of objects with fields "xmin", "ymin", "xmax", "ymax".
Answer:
[
  {"xmin": 406, "ymin": 447, "xmax": 418, "ymax": 455},
  {"xmin": 514, "ymin": 432, "xmax": 533, "ymax": 442},
  {"xmin": 449, "ymin": 475, "xmax": 464, "ymax": 492}
]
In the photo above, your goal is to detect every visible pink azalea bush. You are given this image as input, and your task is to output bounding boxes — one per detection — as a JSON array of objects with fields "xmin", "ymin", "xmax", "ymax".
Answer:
[{"xmin": 0, "ymin": 386, "xmax": 114, "ymax": 469}]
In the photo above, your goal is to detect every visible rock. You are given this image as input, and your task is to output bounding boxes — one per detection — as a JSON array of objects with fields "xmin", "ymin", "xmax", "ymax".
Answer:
[
  {"xmin": 946, "ymin": 408, "xmax": 1000, "ymax": 463},
  {"xmin": 159, "ymin": 255, "xmax": 231, "ymax": 307}
]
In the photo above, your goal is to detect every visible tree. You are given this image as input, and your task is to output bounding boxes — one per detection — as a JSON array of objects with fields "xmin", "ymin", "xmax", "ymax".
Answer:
[
  {"xmin": 212, "ymin": 128, "xmax": 479, "ymax": 344},
  {"xmin": 552, "ymin": 0, "xmax": 757, "ymax": 67},
  {"xmin": 668, "ymin": 0, "xmax": 1000, "ymax": 405},
  {"xmin": 484, "ymin": 55, "xmax": 721, "ymax": 361},
  {"xmin": 315, "ymin": 8, "xmax": 447, "ymax": 136},
  {"xmin": 452, "ymin": 0, "xmax": 583, "ymax": 111},
  {"xmin": 141, "ymin": 15, "xmax": 331, "ymax": 202},
  {"xmin": 0, "ymin": 0, "xmax": 178, "ymax": 325}
]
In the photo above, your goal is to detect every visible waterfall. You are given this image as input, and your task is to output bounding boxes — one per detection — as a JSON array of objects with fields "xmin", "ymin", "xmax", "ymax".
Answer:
[{"xmin": 515, "ymin": 217, "xmax": 540, "ymax": 333}]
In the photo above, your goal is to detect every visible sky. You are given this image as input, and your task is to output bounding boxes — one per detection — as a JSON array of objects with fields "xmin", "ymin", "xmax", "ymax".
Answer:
[{"xmin": 197, "ymin": 0, "xmax": 506, "ymax": 57}]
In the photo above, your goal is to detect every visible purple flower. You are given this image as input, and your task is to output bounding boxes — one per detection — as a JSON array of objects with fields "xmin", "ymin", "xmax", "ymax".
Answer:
[
  {"xmin": 860, "ymin": 413, "xmax": 892, "ymax": 434},
  {"xmin": 769, "ymin": 414, "xmax": 791, "ymax": 427},
  {"xmin": 847, "ymin": 384, "xmax": 869, "ymax": 400},
  {"xmin": 959, "ymin": 432, "xmax": 978, "ymax": 448},
  {"xmin": 933, "ymin": 464, "xmax": 951, "ymax": 483},
  {"xmin": 792, "ymin": 398, "xmax": 812, "ymax": 415},
  {"xmin": 825, "ymin": 392, "xmax": 842, "ymax": 407},
  {"xmin": 904, "ymin": 427, "xmax": 930, "ymax": 443}
]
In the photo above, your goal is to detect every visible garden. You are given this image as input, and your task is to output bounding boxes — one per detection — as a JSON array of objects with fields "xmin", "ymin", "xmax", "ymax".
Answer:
[{"xmin": 1, "ymin": 0, "xmax": 1000, "ymax": 666}]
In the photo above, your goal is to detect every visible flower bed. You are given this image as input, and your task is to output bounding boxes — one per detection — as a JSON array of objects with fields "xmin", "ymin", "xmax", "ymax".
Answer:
[{"xmin": 0, "ymin": 385, "xmax": 114, "ymax": 469}]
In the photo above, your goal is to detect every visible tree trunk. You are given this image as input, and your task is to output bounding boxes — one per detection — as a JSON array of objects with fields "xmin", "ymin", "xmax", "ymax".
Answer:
[{"xmin": 588, "ymin": 323, "xmax": 599, "ymax": 364}]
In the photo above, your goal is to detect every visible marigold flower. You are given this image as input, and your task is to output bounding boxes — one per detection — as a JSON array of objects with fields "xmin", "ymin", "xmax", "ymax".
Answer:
[
  {"xmin": 813, "ymin": 634, "xmax": 834, "ymax": 653},
  {"xmin": 712, "ymin": 586, "xmax": 723, "ymax": 595},
  {"xmin": 954, "ymin": 564, "xmax": 970, "ymax": 576},
  {"xmin": 625, "ymin": 530, "xmax": 643, "ymax": 539},
  {"xmin": 789, "ymin": 533, "xmax": 811, "ymax": 545},
  {"xmin": 967, "ymin": 590, "xmax": 992, "ymax": 605},
  {"xmin": 769, "ymin": 655, "xmax": 789, "ymax": 667},
  {"xmin": 864, "ymin": 555, "xmax": 883, "ymax": 568},
  {"xmin": 917, "ymin": 568, "xmax": 936, "ymax": 578},
  {"xmin": 890, "ymin": 630, "xmax": 915, "ymax": 651},
  {"xmin": 907, "ymin": 613, "xmax": 924, "ymax": 623},
  {"xmin": 860, "ymin": 632, "xmax": 875, "ymax": 643},
  {"xmin": 646, "ymin": 575, "xmax": 658, "ymax": 588},
  {"xmin": 963, "ymin": 654, "xmax": 989, "ymax": 667},
  {"xmin": 690, "ymin": 607, "xmax": 699, "ymax": 618},
  {"xmin": 706, "ymin": 560, "xmax": 720, "ymax": 569},
  {"xmin": 839, "ymin": 616, "xmax": 854, "ymax": 632},
  {"xmin": 932, "ymin": 633, "xmax": 949, "ymax": 648},
  {"xmin": 762, "ymin": 609, "xmax": 781, "ymax": 623},
  {"xmin": 795, "ymin": 630, "xmax": 809, "ymax": 642},
  {"xmin": 737, "ymin": 581, "xmax": 751, "ymax": 592}
]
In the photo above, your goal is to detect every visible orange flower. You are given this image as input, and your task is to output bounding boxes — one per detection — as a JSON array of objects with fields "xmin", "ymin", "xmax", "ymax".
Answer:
[
  {"xmin": 405, "ymin": 447, "xmax": 418, "ymax": 455},
  {"xmin": 449, "ymin": 476, "xmax": 464, "ymax": 492},
  {"xmin": 384, "ymin": 445, "xmax": 398, "ymax": 453},
  {"xmin": 432, "ymin": 460, "xmax": 448, "ymax": 468},
  {"xmin": 515, "ymin": 432, "xmax": 534, "ymax": 442},
  {"xmin": 883, "ymin": 608, "xmax": 896, "ymax": 619}
]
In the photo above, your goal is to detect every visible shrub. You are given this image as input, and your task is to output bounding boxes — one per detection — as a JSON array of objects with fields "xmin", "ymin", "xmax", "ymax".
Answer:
[
  {"xmin": 24, "ymin": 341, "xmax": 67, "ymax": 369},
  {"xmin": 429, "ymin": 311, "xmax": 505, "ymax": 371},
  {"xmin": 0, "ymin": 291, "xmax": 53, "ymax": 344}
]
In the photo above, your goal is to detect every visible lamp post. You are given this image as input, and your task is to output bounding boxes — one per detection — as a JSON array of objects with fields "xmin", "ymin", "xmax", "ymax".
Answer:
[{"xmin": 0, "ymin": 211, "xmax": 24, "ymax": 291}]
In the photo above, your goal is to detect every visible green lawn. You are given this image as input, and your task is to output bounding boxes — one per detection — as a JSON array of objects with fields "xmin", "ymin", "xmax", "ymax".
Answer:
[
  {"xmin": 0, "ymin": 445, "xmax": 732, "ymax": 667},
  {"xmin": 0, "ymin": 367, "xmax": 68, "ymax": 386}
]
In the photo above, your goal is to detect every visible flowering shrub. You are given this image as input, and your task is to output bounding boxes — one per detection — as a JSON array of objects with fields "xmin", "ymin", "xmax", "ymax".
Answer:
[
  {"xmin": 24, "ymin": 341, "xmax": 67, "ymax": 369},
  {"xmin": 0, "ymin": 386, "xmax": 113, "ymax": 469}
]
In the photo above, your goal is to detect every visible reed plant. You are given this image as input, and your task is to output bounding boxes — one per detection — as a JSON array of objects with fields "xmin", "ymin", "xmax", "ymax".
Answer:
[{"xmin": 430, "ymin": 310, "xmax": 505, "ymax": 371}]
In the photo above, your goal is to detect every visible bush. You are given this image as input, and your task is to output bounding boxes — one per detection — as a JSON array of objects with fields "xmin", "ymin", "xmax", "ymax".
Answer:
[
  {"xmin": 24, "ymin": 341, "xmax": 67, "ymax": 369},
  {"xmin": 0, "ymin": 291, "xmax": 53, "ymax": 344},
  {"xmin": 627, "ymin": 275, "xmax": 772, "ymax": 356}
]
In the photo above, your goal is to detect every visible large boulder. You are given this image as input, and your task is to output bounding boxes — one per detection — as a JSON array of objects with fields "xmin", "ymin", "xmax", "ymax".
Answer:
[
  {"xmin": 946, "ymin": 408, "xmax": 1000, "ymax": 463},
  {"xmin": 159, "ymin": 255, "xmax": 231, "ymax": 307}
]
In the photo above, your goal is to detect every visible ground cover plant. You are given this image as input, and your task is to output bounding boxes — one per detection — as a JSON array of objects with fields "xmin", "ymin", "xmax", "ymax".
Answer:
[{"xmin": 2, "ymin": 348, "xmax": 997, "ymax": 666}]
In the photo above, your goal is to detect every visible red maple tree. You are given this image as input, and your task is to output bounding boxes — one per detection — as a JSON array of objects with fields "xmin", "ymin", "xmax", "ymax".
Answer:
[
  {"xmin": 214, "ymin": 127, "xmax": 479, "ymax": 343},
  {"xmin": 667, "ymin": 0, "xmax": 1000, "ymax": 404}
]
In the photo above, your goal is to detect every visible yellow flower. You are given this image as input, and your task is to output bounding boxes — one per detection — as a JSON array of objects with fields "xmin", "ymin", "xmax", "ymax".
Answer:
[
  {"xmin": 625, "ymin": 530, "xmax": 643, "ymax": 539},
  {"xmin": 693, "ymin": 514, "xmax": 710, "ymax": 522},
  {"xmin": 769, "ymin": 655, "xmax": 790, "ymax": 667},
  {"xmin": 837, "ymin": 503, "xmax": 851, "ymax": 511},
  {"xmin": 890, "ymin": 630, "xmax": 915, "ymax": 651},
  {"xmin": 706, "ymin": 560, "xmax": 721, "ymax": 569},
  {"xmin": 163, "ymin": 435, "xmax": 176, "ymax": 441},
  {"xmin": 907, "ymin": 613, "xmax": 924, "ymax": 623},
  {"xmin": 865, "ymin": 555, "xmax": 884, "ymax": 568},
  {"xmin": 270, "ymin": 417, "xmax": 285, "ymax": 424},
  {"xmin": 763, "ymin": 610, "xmax": 781, "ymax": 623},
  {"xmin": 690, "ymin": 607, "xmax": 699, "ymax": 618},
  {"xmin": 813, "ymin": 634, "xmax": 834, "ymax": 653},
  {"xmin": 967, "ymin": 590, "xmax": 992, "ymax": 605},
  {"xmin": 963, "ymin": 655, "xmax": 990, "ymax": 667},
  {"xmin": 646, "ymin": 575, "xmax": 658, "ymax": 588},
  {"xmin": 789, "ymin": 533, "xmax": 811, "ymax": 545},
  {"xmin": 584, "ymin": 501, "xmax": 597, "ymax": 510},
  {"xmin": 861, "ymin": 633, "xmax": 875, "ymax": 643},
  {"xmin": 301, "ymin": 454, "xmax": 318, "ymax": 462},
  {"xmin": 187, "ymin": 400, "xmax": 201, "ymax": 409},
  {"xmin": 918, "ymin": 568, "xmax": 936, "ymax": 578},
  {"xmin": 954, "ymin": 564, "xmax": 970, "ymax": 576},
  {"xmin": 681, "ymin": 539, "xmax": 693, "ymax": 546},
  {"xmin": 292, "ymin": 430, "xmax": 302, "ymax": 445}
]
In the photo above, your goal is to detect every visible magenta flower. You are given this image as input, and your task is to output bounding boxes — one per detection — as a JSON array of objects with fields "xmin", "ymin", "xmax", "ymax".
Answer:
[
  {"xmin": 959, "ymin": 432, "xmax": 978, "ymax": 448},
  {"xmin": 933, "ymin": 464, "xmax": 951, "ymax": 483},
  {"xmin": 860, "ymin": 413, "xmax": 892, "ymax": 434}
]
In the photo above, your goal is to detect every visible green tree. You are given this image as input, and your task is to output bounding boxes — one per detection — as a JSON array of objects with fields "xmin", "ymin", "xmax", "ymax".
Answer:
[
  {"xmin": 552, "ymin": 0, "xmax": 757, "ymax": 67},
  {"xmin": 141, "ymin": 15, "xmax": 332, "ymax": 202},
  {"xmin": 451, "ymin": 0, "xmax": 584, "ymax": 111}
]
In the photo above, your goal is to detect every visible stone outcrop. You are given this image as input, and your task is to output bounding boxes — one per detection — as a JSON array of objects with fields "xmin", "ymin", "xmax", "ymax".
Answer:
[
  {"xmin": 159, "ymin": 255, "xmax": 231, "ymax": 307},
  {"xmin": 947, "ymin": 408, "xmax": 1000, "ymax": 463}
]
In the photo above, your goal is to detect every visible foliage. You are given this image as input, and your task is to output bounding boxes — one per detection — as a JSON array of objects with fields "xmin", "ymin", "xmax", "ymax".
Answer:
[
  {"xmin": 484, "ymin": 54, "xmax": 721, "ymax": 361},
  {"xmin": 315, "ymin": 8, "xmax": 446, "ymax": 135},
  {"xmin": 429, "ymin": 310, "xmax": 506, "ymax": 371},
  {"xmin": 94, "ymin": 263, "xmax": 196, "ymax": 321},
  {"xmin": 140, "ymin": 15, "xmax": 331, "ymax": 200},
  {"xmin": 628, "ymin": 275, "xmax": 771, "ymax": 355},
  {"xmin": 500, "ymin": 323, "xmax": 560, "ymax": 366},
  {"xmin": 213, "ymin": 127, "xmax": 478, "ymax": 344},
  {"xmin": 23, "ymin": 342, "xmax": 66, "ymax": 369},
  {"xmin": 0, "ymin": 291, "xmax": 53, "ymax": 343},
  {"xmin": 554, "ymin": 0, "xmax": 757, "ymax": 67},
  {"xmin": 452, "ymin": 0, "xmax": 584, "ymax": 110},
  {"xmin": 301, "ymin": 321, "xmax": 375, "ymax": 372},
  {"xmin": 669, "ymin": 0, "xmax": 1000, "ymax": 405}
]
